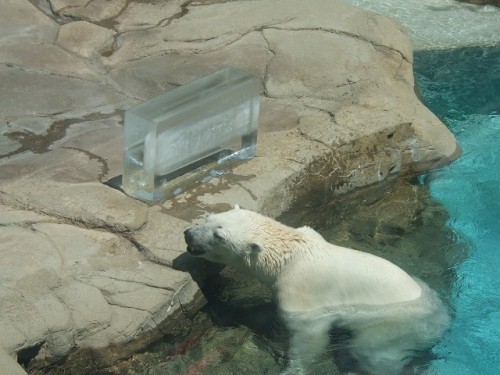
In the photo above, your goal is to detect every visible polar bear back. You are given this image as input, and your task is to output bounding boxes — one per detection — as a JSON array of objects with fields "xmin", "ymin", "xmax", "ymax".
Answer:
[{"xmin": 275, "ymin": 239, "xmax": 423, "ymax": 313}]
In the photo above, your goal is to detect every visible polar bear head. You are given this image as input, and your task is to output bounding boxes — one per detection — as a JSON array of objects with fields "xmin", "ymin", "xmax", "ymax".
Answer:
[{"xmin": 184, "ymin": 206, "xmax": 310, "ymax": 284}]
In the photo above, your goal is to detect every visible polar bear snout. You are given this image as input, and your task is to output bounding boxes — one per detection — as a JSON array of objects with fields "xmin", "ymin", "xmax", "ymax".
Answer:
[
  {"xmin": 183, "ymin": 228, "xmax": 194, "ymax": 244},
  {"xmin": 184, "ymin": 227, "xmax": 209, "ymax": 256}
]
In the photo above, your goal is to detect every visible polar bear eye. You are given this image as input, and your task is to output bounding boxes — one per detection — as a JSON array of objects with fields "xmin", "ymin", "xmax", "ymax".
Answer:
[{"xmin": 213, "ymin": 230, "xmax": 224, "ymax": 241}]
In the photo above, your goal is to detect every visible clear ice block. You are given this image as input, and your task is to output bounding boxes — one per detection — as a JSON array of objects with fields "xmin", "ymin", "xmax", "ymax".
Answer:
[{"xmin": 123, "ymin": 67, "xmax": 261, "ymax": 202}]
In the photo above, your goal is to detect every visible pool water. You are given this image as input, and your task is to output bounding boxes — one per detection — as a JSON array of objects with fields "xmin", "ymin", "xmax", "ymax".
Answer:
[
  {"xmin": 414, "ymin": 46, "xmax": 500, "ymax": 375},
  {"xmin": 344, "ymin": 0, "xmax": 500, "ymax": 50}
]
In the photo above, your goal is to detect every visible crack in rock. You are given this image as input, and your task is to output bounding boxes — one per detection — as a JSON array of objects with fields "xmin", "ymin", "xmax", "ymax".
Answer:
[
  {"xmin": 101, "ymin": 0, "xmax": 194, "ymax": 58},
  {"xmin": 28, "ymin": 0, "xmax": 76, "ymax": 24},
  {"xmin": 88, "ymin": 273, "xmax": 177, "ymax": 293},
  {"xmin": 62, "ymin": 146, "xmax": 109, "ymax": 182},
  {"xmin": 0, "ymin": 190, "xmax": 145, "ymax": 239},
  {"xmin": 297, "ymin": 125, "xmax": 332, "ymax": 150},
  {"xmin": 126, "ymin": 236, "xmax": 175, "ymax": 268},
  {"xmin": 163, "ymin": 0, "xmax": 194, "ymax": 28},
  {"xmin": 270, "ymin": 25, "xmax": 411, "ymax": 63},
  {"xmin": 261, "ymin": 30, "xmax": 276, "ymax": 98}
]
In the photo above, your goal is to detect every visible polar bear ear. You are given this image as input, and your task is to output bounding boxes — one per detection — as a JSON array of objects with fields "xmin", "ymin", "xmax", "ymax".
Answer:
[{"xmin": 234, "ymin": 204, "xmax": 240, "ymax": 210}]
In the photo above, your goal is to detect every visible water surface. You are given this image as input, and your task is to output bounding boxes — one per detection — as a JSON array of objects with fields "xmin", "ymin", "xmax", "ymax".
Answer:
[{"xmin": 414, "ymin": 46, "xmax": 500, "ymax": 375}]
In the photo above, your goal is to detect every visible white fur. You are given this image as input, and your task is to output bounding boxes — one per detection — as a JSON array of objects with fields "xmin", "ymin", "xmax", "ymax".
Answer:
[{"xmin": 185, "ymin": 208, "xmax": 449, "ymax": 374}]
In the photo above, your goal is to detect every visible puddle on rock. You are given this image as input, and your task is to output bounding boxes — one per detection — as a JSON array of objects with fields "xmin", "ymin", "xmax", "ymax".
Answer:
[{"xmin": 2, "ymin": 110, "xmax": 124, "ymax": 159}]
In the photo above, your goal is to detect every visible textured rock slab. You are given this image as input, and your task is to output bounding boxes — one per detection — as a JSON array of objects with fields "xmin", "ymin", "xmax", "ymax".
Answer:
[
  {"xmin": 0, "ymin": 66, "xmax": 128, "ymax": 120},
  {"xmin": 114, "ymin": 1, "xmax": 183, "ymax": 32},
  {"xmin": 263, "ymin": 28, "xmax": 409, "ymax": 98},
  {"xmin": 106, "ymin": 0, "xmax": 412, "ymax": 66},
  {"xmin": 132, "ymin": 207, "xmax": 189, "ymax": 264},
  {"xmin": 110, "ymin": 30, "xmax": 270, "ymax": 100},
  {"xmin": 49, "ymin": 0, "xmax": 127, "ymax": 22},
  {"xmin": 0, "ymin": 146, "xmax": 148, "ymax": 231},
  {"xmin": 0, "ymin": 350, "xmax": 27, "ymax": 375},
  {"xmin": 1, "ymin": 180, "xmax": 148, "ymax": 232},
  {"xmin": 0, "ymin": 0, "xmax": 57, "ymax": 44},
  {"xmin": 58, "ymin": 21, "xmax": 116, "ymax": 58},
  {"xmin": 0, "ymin": 219, "xmax": 201, "ymax": 369},
  {"xmin": 0, "ymin": 43, "xmax": 99, "ymax": 81}
]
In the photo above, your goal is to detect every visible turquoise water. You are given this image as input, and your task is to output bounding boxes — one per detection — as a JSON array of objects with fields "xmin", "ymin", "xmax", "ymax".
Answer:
[{"xmin": 414, "ymin": 46, "xmax": 500, "ymax": 374}]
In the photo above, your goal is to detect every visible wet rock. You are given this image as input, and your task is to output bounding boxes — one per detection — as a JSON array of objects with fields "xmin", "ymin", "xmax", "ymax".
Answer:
[
  {"xmin": 48, "ymin": 0, "xmax": 127, "ymax": 23},
  {"xmin": 0, "ymin": 0, "xmax": 57, "ymax": 44},
  {"xmin": 58, "ymin": 21, "xmax": 116, "ymax": 59},
  {"xmin": 0, "ymin": 147, "xmax": 148, "ymax": 231},
  {"xmin": 0, "ymin": 43, "xmax": 99, "ymax": 81},
  {"xmin": 458, "ymin": 0, "xmax": 500, "ymax": 6},
  {"xmin": 0, "ymin": 66, "xmax": 128, "ymax": 120},
  {"xmin": 114, "ymin": 1, "xmax": 183, "ymax": 33},
  {"xmin": 58, "ymin": 119, "xmax": 125, "ymax": 178},
  {"xmin": 132, "ymin": 207, "xmax": 190, "ymax": 265},
  {"xmin": 2, "ymin": 179, "xmax": 148, "ymax": 232}
]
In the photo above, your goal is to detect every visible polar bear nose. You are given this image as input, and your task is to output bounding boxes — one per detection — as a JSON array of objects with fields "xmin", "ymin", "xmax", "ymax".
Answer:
[{"xmin": 184, "ymin": 228, "xmax": 194, "ymax": 243}]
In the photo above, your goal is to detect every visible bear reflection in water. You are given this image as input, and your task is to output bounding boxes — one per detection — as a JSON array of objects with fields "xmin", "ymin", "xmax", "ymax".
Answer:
[{"xmin": 184, "ymin": 206, "xmax": 449, "ymax": 375}]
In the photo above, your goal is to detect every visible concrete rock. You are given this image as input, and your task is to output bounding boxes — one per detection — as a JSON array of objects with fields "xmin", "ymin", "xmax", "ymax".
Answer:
[
  {"xmin": 114, "ymin": 1, "xmax": 183, "ymax": 33},
  {"xmin": 0, "ymin": 350, "xmax": 27, "ymax": 375},
  {"xmin": 110, "ymin": 30, "xmax": 271, "ymax": 100},
  {"xmin": 49, "ymin": 0, "xmax": 127, "ymax": 23},
  {"xmin": 58, "ymin": 21, "xmax": 116, "ymax": 58},
  {"xmin": 132, "ymin": 207, "xmax": 189, "ymax": 265},
  {"xmin": 0, "ymin": 147, "xmax": 148, "ymax": 234},
  {"xmin": 58, "ymin": 119, "xmax": 125, "ymax": 178},
  {"xmin": 0, "ymin": 0, "xmax": 57, "ymax": 45},
  {"xmin": 0, "ymin": 204, "xmax": 58, "ymax": 225},
  {"xmin": 0, "ymin": 66, "xmax": 128, "ymax": 120},
  {"xmin": 0, "ymin": 218, "xmax": 201, "ymax": 370},
  {"xmin": 1, "ymin": 179, "xmax": 148, "ymax": 232},
  {"xmin": 0, "ymin": 43, "xmax": 99, "ymax": 81}
]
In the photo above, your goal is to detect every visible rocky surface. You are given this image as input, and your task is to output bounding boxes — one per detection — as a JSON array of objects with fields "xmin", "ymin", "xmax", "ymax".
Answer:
[
  {"xmin": 0, "ymin": 0, "xmax": 459, "ymax": 373},
  {"xmin": 459, "ymin": 0, "xmax": 500, "ymax": 6}
]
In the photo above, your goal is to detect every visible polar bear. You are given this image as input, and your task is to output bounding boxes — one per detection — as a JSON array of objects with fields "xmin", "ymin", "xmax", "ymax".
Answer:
[{"xmin": 184, "ymin": 206, "xmax": 449, "ymax": 374}]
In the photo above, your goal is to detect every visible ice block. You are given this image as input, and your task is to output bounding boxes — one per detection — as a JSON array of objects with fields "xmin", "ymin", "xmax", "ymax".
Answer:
[{"xmin": 123, "ymin": 67, "xmax": 260, "ymax": 202}]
